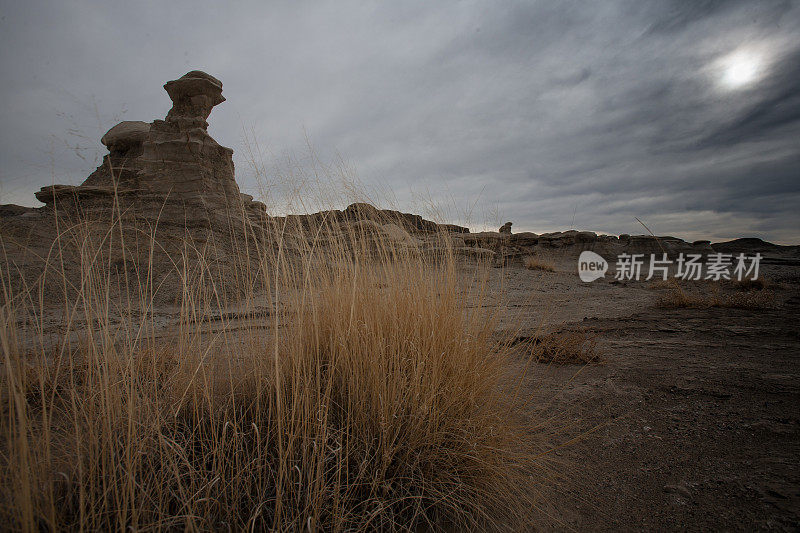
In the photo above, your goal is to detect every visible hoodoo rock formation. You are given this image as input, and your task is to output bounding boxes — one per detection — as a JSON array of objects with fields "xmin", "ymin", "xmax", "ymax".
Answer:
[
  {"xmin": 0, "ymin": 71, "xmax": 280, "ymax": 302},
  {"xmin": 34, "ymin": 71, "xmax": 265, "ymax": 228}
]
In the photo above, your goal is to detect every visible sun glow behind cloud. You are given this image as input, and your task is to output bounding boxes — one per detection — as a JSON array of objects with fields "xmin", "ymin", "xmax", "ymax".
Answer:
[{"xmin": 716, "ymin": 48, "xmax": 766, "ymax": 90}]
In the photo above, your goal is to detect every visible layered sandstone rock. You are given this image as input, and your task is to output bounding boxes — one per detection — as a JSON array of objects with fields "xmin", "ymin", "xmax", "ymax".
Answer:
[
  {"xmin": 2, "ymin": 71, "xmax": 275, "ymax": 303},
  {"xmin": 463, "ymin": 229, "xmax": 719, "ymax": 266},
  {"xmin": 35, "ymin": 71, "xmax": 265, "ymax": 230},
  {"xmin": 1, "ymin": 70, "xmax": 483, "ymax": 302},
  {"xmin": 274, "ymin": 202, "xmax": 469, "ymax": 236}
]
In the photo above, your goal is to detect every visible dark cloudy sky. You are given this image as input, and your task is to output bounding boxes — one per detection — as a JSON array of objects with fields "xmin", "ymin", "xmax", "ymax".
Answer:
[{"xmin": 1, "ymin": 1, "xmax": 799, "ymax": 243}]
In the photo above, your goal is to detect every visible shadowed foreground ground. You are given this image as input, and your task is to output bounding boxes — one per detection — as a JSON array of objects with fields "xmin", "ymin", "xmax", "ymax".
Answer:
[
  {"xmin": 4, "ymin": 251, "xmax": 797, "ymax": 529},
  {"xmin": 530, "ymin": 297, "xmax": 800, "ymax": 530}
]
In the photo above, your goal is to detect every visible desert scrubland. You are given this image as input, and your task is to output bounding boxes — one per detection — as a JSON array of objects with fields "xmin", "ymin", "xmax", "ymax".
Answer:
[{"xmin": 2, "ymin": 72, "xmax": 798, "ymax": 531}]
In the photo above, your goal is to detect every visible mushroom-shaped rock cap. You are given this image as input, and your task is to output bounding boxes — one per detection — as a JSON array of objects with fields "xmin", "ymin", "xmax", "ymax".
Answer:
[
  {"xmin": 164, "ymin": 70, "xmax": 225, "ymax": 106},
  {"xmin": 101, "ymin": 121, "xmax": 150, "ymax": 150}
]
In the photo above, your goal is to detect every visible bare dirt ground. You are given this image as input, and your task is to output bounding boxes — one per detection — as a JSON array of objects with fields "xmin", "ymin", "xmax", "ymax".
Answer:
[{"xmin": 502, "ymin": 262, "xmax": 800, "ymax": 531}]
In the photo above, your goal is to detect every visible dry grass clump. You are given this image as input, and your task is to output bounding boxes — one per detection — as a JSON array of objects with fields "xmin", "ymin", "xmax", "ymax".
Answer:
[
  {"xmin": 0, "ymin": 211, "xmax": 543, "ymax": 530},
  {"xmin": 728, "ymin": 277, "xmax": 771, "ymax": 291},
  {"xmin": 524, "ymin": 255, "xmax": 556, "ymax": 272},
  {"xmin": 515, "ymin": 329, "xmax": 602, "ymax": 365},
  {"xmin": 647, "ymin": 279, "xmax": 677, "ymax": 290},
  {"xmin": 656, "ymin": 283, "xmax": 775, "ymax": 310}
]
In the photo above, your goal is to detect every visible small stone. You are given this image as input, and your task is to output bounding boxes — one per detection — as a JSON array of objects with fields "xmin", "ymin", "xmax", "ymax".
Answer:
[{"xmin": 663, "ymin": 484, "xmax": 691, "ymax": 498}]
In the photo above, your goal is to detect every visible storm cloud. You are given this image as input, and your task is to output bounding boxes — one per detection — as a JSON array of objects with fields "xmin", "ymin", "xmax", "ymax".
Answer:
[{"xmin": 1, "ymin": 0, "xmax": 798, "ymax": 242}]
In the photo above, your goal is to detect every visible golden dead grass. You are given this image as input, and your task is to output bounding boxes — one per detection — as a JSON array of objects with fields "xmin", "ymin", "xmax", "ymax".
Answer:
[
  {"xmin": 631, "ymin": 221, "xmax": 776, "ymax": 311},
  {"xmin": 646, "ymin": 279, "xmax": 676, "ymax": 290},
  {"xmin": 523, "ymin": 256, "xmax": 556, "ymax": 272},
  {"xmin": 728, "ymin": 277, "xmax": 771, "ymax": 291},
  {"xmin": 0, "ymin": 201, "xmax": 548, "ymax": 530},
  {"xmin": 655, "ymin": 281, "xmax": 775, "ymax": 310},
  {"xmin": 515, "ymin": 329, "xmax": 602, "ymax": 365}
]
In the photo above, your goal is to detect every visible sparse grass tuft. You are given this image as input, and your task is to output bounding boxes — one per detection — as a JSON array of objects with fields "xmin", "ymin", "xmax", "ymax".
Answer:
[
  {"xmin": 524, "ymin": 256, "xmax": 556, "ymax": 272},
  {"xmin": 656, "ymin": 283, "xmax": 775, "ymax": 310},
  {"xmin": 515, "ymin": 329, "xmax": 602, "ymax": 365},
  {"xmin": 647, "ymin": 279, "xmax": 677, "ymax": 290},
  {"xmin": 729, "ymin": 277, "xmax": 770, "ymax": 291}
]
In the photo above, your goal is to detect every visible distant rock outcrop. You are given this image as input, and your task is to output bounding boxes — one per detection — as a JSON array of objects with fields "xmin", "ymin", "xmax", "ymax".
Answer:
[
  {"xmin": 462, "ymin": 229, "xmax": 756, "ymax": 266},
  {"xmin": 275, "ymin": 203, "xmax": 468, "ymax": 236}
]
